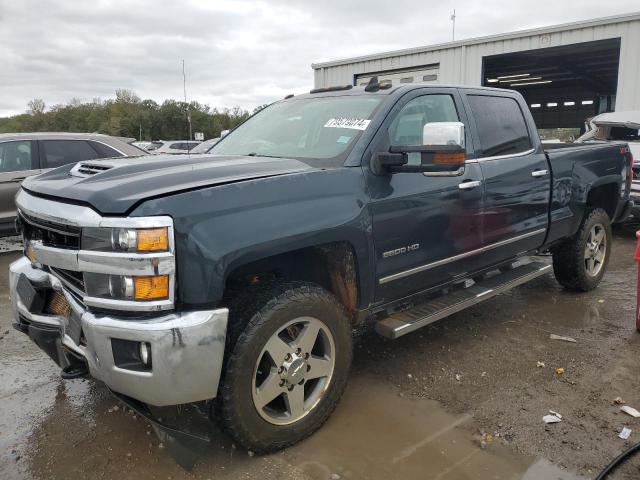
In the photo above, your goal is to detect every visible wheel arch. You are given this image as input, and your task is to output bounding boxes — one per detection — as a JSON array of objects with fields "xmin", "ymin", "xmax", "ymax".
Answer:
[
  {"xmin": 223, "ymin": 241, "xmax": 362, "ymax": 323},
  {"xmin": 585, "ymin": 181, "xmax": 619, "ymax": 221}
]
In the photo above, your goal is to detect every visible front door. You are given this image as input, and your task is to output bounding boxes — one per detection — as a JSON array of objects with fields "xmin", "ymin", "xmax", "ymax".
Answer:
[
  {"xmin": 366, "ymin": 89, "xmax": 485, "ymax": 303},
  {"xmin": 462, "ymin": 92, "xmax": 550, "ymax": 265}
]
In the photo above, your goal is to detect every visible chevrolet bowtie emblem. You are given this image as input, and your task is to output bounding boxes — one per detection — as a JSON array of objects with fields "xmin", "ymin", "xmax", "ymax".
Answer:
[{"xmin": 26, "ymin": 242, "xmax": 37, "ymax": 263}]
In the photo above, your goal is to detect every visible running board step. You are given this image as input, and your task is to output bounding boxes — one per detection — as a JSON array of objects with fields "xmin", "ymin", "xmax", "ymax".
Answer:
[{"xmin": 375, "ymin": 261, "xmax": 552, "ymax": 339}]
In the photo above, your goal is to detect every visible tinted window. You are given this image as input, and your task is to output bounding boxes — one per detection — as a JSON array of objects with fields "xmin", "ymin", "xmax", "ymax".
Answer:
[
  {"xmin": 41, "ymin": 140, "xmax": 100, "ymax": 168},
  {"xmin": 0, "ymin": 141, "xmax": 34, "ymax": 172},
  {"xmin": 169, "ymin": 143, "xmax": 186, "ymax": 150},
  {"xmin": 88, "ymin": 141, "xmax": 122, "ymax": 158},
  {"xmin": 607, "ymin": 126, "xmax": 640, "ymax": 141},
  {"xmin": 467, "ymin": 95, "xmax": 532, "ymax": 156},
  {"xmin": 389, "ymin": 95, "xmax": 459, "ymax": 147}
]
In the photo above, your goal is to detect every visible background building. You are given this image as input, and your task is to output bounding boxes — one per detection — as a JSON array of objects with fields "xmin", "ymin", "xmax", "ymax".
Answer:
[{"xmin": 312, "ymin": 12, "xmax": 640, "ymax": 133}]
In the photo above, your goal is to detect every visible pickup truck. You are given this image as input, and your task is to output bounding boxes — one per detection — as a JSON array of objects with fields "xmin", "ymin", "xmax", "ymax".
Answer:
[
  {"xmin": 575, "ymin": 110, "xmax": 640, "ymax": 219},
  {"xmin": 9, "ymin": 81, "xmax": 633, "ymax": 457}
]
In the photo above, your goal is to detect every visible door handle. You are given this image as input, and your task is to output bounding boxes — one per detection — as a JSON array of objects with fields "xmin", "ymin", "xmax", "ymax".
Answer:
[
  {"xmin": 458, "ymin": 180, "xmax": 481, "ymax": 190},
  {"xmin": 531, "ymin": 169, "xmax": 549, "ymax": 178}
]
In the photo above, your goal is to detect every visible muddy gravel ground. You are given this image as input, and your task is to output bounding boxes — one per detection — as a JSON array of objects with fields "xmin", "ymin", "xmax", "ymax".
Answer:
[{"xmin": 2, "ymin": 224, "xmax": 640, "ymax": 479}]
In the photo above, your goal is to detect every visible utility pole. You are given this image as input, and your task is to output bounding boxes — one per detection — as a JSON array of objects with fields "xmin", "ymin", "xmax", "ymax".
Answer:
[
  {"xmin": 139, "ymin": 123, "xmax": 142, "ymax": 141},
  {"xmin": 182, "ymin": 59, "xmax": 192, "ymax": 141},
  {"xmin": 451, "ymin": 9, "xmax": 456, "ymax": 41}
]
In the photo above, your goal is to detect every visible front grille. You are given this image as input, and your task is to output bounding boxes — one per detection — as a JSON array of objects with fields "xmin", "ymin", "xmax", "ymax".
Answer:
[
  {"xmin": 19, "ymin": 212, "xmax": 80, "ymax": 250},
  {"xmin": 49, "ymin": 267, "xmax": 85, "ymax": 291}
]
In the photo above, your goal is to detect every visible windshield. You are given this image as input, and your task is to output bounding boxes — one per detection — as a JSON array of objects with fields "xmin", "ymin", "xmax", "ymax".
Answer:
[{"xmin": 210, "ymin": 96, "xmax": 382, "ymax": 162}]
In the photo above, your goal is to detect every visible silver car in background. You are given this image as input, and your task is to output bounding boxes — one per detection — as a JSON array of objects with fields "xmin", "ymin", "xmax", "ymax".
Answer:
[{"xmin": 0, "ymin": 132, "xmax": 144, "ymax": 234}]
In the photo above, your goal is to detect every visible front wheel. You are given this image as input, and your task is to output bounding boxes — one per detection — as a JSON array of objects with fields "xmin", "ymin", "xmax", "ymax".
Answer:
[
  {"xmin": 218, "ymin": 282, "xmax": 352, "ymax": 453},
  {"xmin": 552, "ymin": 208, "xmax": 612, "ymax": 291}
]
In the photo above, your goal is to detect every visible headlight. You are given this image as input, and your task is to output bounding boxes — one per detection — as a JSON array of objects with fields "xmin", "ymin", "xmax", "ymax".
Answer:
[{"xmin": 82, "ymin": 227, "xmax": 169, "ymax": 252}]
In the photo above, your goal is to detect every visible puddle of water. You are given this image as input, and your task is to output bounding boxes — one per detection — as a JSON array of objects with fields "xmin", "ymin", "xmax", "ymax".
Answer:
[{"xmin": 282, "ymin": 377, "xmax": 584, "ymax": 480}]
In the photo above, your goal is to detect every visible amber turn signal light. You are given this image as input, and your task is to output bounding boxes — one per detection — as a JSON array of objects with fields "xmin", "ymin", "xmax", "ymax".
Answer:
[
  {"xmin": 432, "ymin": 152, "xmax": 466, "ymax": 164},
  {"xmin": 134, "ymin": 275, "xmax": 169, "ymax": 300},
  {"xmin": 137, "ymin": 228, "xmax": 169, "ymax": 252}
]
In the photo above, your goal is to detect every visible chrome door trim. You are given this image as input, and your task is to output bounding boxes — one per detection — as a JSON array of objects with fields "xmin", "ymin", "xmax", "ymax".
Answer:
[
  {"xmin": 378, "ymin": 228, "xmax": 546, "ymax": 284},
  {"xmin": 473, "ymin": 148, "xmax": 536, "ymax": 163},
  {"xmin": 423, "ymin": 167, "xmax": 465, "ymax": 177},
  {"xmin": 531, "ymin": 169, "xmax": 549, "ymax": 177}
]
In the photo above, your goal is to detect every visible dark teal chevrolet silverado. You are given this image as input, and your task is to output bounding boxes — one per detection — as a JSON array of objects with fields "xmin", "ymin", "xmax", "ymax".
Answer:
[{"xmin": 10, "ymin": 80, "xmax": 633, "ymax": 459}]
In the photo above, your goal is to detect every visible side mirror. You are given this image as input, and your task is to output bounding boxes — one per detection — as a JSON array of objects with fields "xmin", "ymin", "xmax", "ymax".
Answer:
[{"xmin": 372, "ymin": 122, "xmax": 466, "ymax": 175}]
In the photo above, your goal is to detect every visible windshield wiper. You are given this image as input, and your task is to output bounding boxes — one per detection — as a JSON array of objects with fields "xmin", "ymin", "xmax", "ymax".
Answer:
[{"xmin": 246, "ymin": 153, "xmax": 283, "ymax": 159}]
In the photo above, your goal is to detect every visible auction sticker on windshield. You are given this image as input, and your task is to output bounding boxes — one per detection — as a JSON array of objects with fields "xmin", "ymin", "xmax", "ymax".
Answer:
[{"xmin": 324, "ymin": 117, "xmax": 371, "ymax": 130}]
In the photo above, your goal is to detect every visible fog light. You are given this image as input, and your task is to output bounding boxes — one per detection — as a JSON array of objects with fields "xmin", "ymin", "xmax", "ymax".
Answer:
[{"xmin": 139, "ymin": 342, "xmax": 151, "ymax": 366}]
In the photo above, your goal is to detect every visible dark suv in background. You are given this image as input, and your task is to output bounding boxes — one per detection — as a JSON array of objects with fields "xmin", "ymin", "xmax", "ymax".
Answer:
[{"xmin": 0, "ymin": 132, "xmax": 144, "ymax": 234}]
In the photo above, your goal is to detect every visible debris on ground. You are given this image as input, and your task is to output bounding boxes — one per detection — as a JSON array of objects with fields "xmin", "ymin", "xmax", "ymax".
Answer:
[
  {"xmin": 619, "ymin": 427, "xmax": 632, "ymax": 440},
  {"xmin": 455, "ymin": 374, "xmax": 462, "ymax": 381},
  {"xmin": 620, "ymin": 406, "xmax": 640, "ymax": 418},
  {"xmin": 537, "ymin": 361, "xmax": 546, "ymax": 368},
  {"xmin": 543, "ymin": 411, "xmax": 563, "ymax": 424},
  {"xmin": 549, "ymin": 334, "xmax": 577, "ymax": 343},
  {"xmin": 555, "ymin": 368, "xmax": 565, "ymax": 376},
  {"xmin": 613, "ymin": 397, "xmax": 626, "ymax": 405}
]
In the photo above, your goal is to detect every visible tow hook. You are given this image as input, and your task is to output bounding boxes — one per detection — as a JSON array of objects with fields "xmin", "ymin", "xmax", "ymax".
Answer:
[
  {"xmin": 61, "ymin": 363, "xmax": 89, "ymax": 379},
  {"xmin": 61, "ymin": 349, "xmax": 89, "ymax": 379}
]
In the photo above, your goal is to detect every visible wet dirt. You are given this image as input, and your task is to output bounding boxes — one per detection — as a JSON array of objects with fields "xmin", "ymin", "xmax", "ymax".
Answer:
[{"xmin": 1, "ymin": 224, "xmax": 640, "ymax": 479}]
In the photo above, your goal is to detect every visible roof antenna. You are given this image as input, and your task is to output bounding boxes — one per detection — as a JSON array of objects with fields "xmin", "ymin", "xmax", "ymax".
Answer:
[
  {"xmin": 182, "ymin": 59, "xmax": 192, "ymax": 158},
  {"xmin": 365, "ymin": 76, "xmax": 380, "ymax": 92}
]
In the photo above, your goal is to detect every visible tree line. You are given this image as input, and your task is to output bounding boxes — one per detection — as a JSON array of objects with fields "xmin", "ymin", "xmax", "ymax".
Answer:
[{"xmin": 0, "ymin": 90, "xmax": 269, "ymax": 141}]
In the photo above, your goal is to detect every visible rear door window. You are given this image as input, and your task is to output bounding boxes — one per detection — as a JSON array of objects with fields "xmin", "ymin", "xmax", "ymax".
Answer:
[
  {"xmin": 88, "ymin": 141, "xmax": 123, "ymax": 158},
  {"xmin": 467, "ymin": 95, "xmax": 532, "ymax": 157},
  {"xmin": 41, "ymin": 140, "xmax": 100, "ymax": 168},
  {"xmin": 0, "ymin": 141, "xmax": 35, "ymax": 172}
]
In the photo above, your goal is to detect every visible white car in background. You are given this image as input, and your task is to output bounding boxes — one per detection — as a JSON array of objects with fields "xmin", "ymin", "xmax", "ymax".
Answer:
[
  {"xmin": 150, "ymin": 140, "xmax": 201, "ymax": 154},
  {"xmin": 576, "ymin": 111, "xmax": 640, "ymax": 218},
  {"xmin": 189, "ymin": 137, "xmax": 220, "ymax": 154}
]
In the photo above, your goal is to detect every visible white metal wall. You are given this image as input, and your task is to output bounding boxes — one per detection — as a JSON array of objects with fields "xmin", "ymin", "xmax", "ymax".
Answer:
[{"xmin": 312, "ymin": 15, "xmax": 640, "ymax": 111}]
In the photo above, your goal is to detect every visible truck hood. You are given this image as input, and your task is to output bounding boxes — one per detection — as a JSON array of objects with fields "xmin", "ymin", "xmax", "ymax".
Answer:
[{"xmin": 22, "ymin": 154, "xmax": 314, "ymax": 214}]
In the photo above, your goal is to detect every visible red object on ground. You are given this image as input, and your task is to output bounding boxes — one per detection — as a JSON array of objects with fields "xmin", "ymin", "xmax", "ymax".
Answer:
[{"xmin": 635, "ymin": 231, "xmax": 640, "ymax": 332}]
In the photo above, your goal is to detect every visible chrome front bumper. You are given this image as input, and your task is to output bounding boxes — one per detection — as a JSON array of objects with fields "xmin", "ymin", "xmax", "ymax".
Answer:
[{"xmin": 10, "ymin": 256, "xmax": 228, "ymax": 406}]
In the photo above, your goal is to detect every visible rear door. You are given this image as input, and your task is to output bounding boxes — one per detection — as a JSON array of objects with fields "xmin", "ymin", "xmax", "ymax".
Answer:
[
  {"xmin": 0, "ymin": 140, "xmax": 41, "ymax": 227},
  {"xmin": 462, "ymin": 91, "xmax": 550, "ymax": 264}
]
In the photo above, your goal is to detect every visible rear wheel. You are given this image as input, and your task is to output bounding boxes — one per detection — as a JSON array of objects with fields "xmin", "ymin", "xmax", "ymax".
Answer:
[
  {"xmin": 552, "ymin": 208, "xmax": 611, "ymax": 291},
  {"xmin": 218, "ymin": 282, "xmax": 352, "ymax": 452}
]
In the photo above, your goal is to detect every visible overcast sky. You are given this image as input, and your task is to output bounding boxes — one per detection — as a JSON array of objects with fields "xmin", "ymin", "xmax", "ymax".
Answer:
[{"xmin": 0, "ymin": 0, "xmax": 638, "ymax": 116}]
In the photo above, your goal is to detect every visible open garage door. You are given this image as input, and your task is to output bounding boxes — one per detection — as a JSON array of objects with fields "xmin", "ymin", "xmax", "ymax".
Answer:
[
  {"xmin": 355, "ymin": 64, "xmax": 439, "ymax": 87},
  {"xmin": 482, "ymin": 39, "xmax": 620, "ymax": 138}
]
